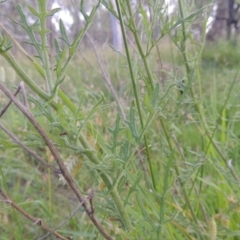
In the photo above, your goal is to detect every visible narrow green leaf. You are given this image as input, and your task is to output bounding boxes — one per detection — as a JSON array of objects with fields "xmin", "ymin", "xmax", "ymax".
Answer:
[
  {"xmin": 183, "ymin": 7, "xmax": 205, "ymax": 22},
  {"xmin": 56, "ymin": 46, "xmax": 67, "ymax": 77},
  {"xmin": 54, "ymin": 38, "xmax": 61, "ymax": 60},
  {"xmin": 119, "ymin": 141, "xmax": 131, "ymax": 161},
  {"xmin": 16, "ymin": 4, "xmax": 42, "ymax": 57},
  {"xmin": 161, "ymin": 22, "xmax": 169, "ymax": 36},
  {"xmin": 0, "ymin": 35, "xmax": 12, "ymax": 52},
  {"xmin": 126, "ymin": 103, "xmax": 140, "ymax": 142},
  {"xmin": 124, "ymin": 173, "xmax": 142, "ymax": 205},
  {"xmin": 52, "ymin": 76, "xmax": 65, "ymax": 95},
  {"xmin": 108, "ymin": 114, "xmax": 124, "ymax": 153},
  {"xmin": 143, "ymin": 93, "xmax": 154, "ymax": 114},
  {"xmin": 27, "ymin": 5, "xmax": 40, "ymax": 17},
  {"xmin": 48, "ymin": 7, "xmax": 61, "ymax": 16},
  {"xmin": 27, "ymin": 96, "xmax": 54, "ymax": 122},
  {"xmin": 197, "ymin": 177, "xmax": 223, "ymax": 192},
  {"xmin": 59, "ymin": 19, "xmax": 71, "ymax": 45},
  {"xmin": 151, "ymin": 83, "xmax": 159, "ymax": 107},
  {"xmin": 139, "ymin": 4, "xmax": 150, "ymax": 37},
  {"xmin": 80, "ymin": 0, "xmax": 89, "ymax": 21},
  {"xmin": 221, "ymin": 107, "xmax": 227, "ymax": 143},
  {"xmin": 77, "ymin": 94, "xmax": 105, "ymax": 136}
]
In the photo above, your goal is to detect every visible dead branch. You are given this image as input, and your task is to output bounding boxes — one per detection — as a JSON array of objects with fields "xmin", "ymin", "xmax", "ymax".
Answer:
[{"xmin": 0, "ymin": 84, "xmax": 21, "ymax": 117}]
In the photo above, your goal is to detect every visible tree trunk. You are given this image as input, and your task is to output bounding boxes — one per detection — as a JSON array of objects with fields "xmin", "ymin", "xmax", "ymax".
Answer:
[{"xmin": 206, "ymin": 0, "xmax": 228, "ymax": 41}]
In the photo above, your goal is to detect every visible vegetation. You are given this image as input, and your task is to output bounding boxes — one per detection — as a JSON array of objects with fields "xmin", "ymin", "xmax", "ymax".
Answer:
[{"xmin": 1, "ymin": 0, "xmax": 240, "ymax": 240}]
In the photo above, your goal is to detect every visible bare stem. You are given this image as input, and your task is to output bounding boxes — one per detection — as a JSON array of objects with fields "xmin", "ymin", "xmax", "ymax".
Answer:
[{"xmin": 0, "ymin": 84, "xmax": 21, "ymax": 117}]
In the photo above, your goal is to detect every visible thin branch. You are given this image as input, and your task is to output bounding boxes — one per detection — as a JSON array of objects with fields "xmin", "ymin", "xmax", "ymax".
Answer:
[
  {"xmin": 0, "ymin": 84, "xmax": 21, "ymax": 117},
  {"xmin": 0, "ymin": 82, "xmax": 113, "ymax": 240},
  {"xmin": 0, "ymin": 189, "xmax": 67, "ymax": 240},
  {"xmin": 0, "ymin": 122, "xmax": 61, "ymax": 174}
]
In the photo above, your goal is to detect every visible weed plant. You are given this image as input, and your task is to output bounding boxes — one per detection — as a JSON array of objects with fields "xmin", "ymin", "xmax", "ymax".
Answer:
[{"xmin": 0, "ymin": 0, "xmax": 240, "ymax": 239}]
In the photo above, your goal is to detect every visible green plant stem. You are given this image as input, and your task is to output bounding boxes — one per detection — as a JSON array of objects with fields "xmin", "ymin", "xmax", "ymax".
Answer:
[
  {"xmin": 115, "ymin": 0, "xmax": 156, "ymax": 190},
  {"xmin": 126, "ymin": 0, "xmax": 154, "ymax": 91},
  {"xmin": 2, "ymin": 51, "xmax": 76, "ymax": 114},
  {"xmin": 48, "ymin": 167, "xmax": 52, "ymax": 214},
  {"xmin": 38, "ymin": 0, "xmax": 53, "ymax": 93},
  {"xmin": 2, "ymin": 51, "xmax": 50, "ymax": 100},
  {"xmin": 177, "ymin": 0, "xmax": 190, "ymax": 73}
]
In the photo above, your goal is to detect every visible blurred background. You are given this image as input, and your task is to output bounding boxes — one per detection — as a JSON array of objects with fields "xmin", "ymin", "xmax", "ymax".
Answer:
[{"xmin": 0, "ymin": 0, "xmax": 239, "ymax": 54}]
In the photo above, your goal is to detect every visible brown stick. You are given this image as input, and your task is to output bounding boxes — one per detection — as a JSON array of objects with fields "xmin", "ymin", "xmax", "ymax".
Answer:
[
  {"xmin": 0, "ymin": 82, "xmax": 113, "ymax": 240},
  {"xmin": 0, "ymin": 189, "xmax": 68, "ymax": 240}
]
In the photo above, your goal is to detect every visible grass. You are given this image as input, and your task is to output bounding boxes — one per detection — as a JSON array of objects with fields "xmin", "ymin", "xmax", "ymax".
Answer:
[{"xmin": 1, "ymin": 0, "xmax": 240, "ymax": 239}]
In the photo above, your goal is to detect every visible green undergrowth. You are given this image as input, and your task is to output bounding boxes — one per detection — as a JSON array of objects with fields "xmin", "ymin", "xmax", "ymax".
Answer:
[
  {"xmin": 202, "ymin": 41, "xmax": 240, "ymax": 68},
  {"xmin": 1, "ymin": 1, "xmax": 240, "ymax": 240}
]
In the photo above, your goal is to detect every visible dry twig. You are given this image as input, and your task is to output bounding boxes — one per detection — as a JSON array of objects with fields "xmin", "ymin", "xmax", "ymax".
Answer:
[{"xmin": 0, "ymin": 84, "xmax": 21, "ymax": 117}]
